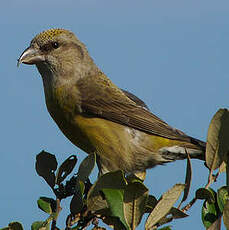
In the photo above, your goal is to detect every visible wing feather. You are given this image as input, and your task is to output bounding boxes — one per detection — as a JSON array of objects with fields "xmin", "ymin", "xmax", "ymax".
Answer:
[{"xmin": 77, "ymin": 73, "xmax": 191, "ymax": 142}]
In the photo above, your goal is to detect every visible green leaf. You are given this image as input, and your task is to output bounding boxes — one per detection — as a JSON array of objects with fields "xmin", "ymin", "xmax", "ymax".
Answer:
[
  {"xmin": 206, "ymin": 108, "xmax": 229, "ymax": 170},
  {"xmin": 123, "ymin": 181, "xmax": 149, "ymax": 229},
  {"xmin": 223, "ymin": 200, "xmax": 229, "ymax": 229},
  {"xmin": 145, "ymin": 184, "xmax": 185, "ymax": 230},
  {"xmin": 78, "ymin": 180, "xmax": 85, "ymax": 195},
  {"xmin": 77, "ymin": 153, "xmax": 96, "ymax": 182},
  {"xmin": 31, "ymin": 221, "xmax": 49, "ymax": 230},
  {"xmin": 217, "ymin": 186, "xmax": 229, "ymax": 212},
  {"xmin": 201, "ymin": 191, "xmax": 220, "ymax": 229},
  {"xmin": 87, "ymin": 171, "xmax": 127, "ymax": 212},
  {"xmin": 102, "ymin": 188, "xmax": 129, "ymax": 230},
  {"xmin": 0, "ymin": 222, "xmax": 24, "ymax": 230},
  {"xmin": 199, "ymin": 187, "xmax": 221, "ymax": 229},
  {"xmin": 55, "ymin": 155, "xmax": 77, "ymax": 185},
  {"xmin": 196, "ymin": 188, "xmax": 216, "ymax": 203},
  {"xmin": 158, "ymin": 226, "xmax": 172, "ymax": 230},
  {"xmin": 35, "ymin": 151, "xmax": 58, "ymax": 188},
  {"xmin": 37, "ymin": 197, "xmax": 56, "ymax": 214}
]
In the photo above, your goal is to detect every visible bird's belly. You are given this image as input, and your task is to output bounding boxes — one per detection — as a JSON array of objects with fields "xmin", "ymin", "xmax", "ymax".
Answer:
[
  {"xmin": 74, "ymin": 114, "xmax": 135, "ymax": 172},
  {"xmin": 48, "ymin": 105, "xmax": 201, "ymax": 173},
  {"xmin": 72, "ymin": 115, "xmax": 183, "ymax": 173}
]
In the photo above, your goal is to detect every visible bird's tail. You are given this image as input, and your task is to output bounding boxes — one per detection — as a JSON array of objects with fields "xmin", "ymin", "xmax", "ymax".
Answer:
[{"xmin": 159, "ymin": 137, "xmax": 206, "ymax": 162}]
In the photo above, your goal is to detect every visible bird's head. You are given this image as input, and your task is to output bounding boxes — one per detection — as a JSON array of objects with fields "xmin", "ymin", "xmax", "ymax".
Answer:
[{"xmin": 18, "ymin": 28, "xmax": 96, "ymax": 79}]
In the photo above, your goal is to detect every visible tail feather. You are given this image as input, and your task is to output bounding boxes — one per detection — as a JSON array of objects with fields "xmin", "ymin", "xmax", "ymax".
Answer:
[{"xmin": 159, "ymin": 137, "xmax": 206, "ymax": 162}]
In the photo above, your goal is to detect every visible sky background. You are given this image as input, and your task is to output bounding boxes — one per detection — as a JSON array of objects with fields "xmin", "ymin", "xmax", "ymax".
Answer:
[{"xmin": 1, "ymin": 0, "xmax": 229, "ymax": 229}]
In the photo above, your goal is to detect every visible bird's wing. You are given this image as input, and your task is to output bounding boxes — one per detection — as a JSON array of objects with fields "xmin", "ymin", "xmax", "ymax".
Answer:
[
  {"xmin": 121, "ymin": 89, "xmax": 150, "ymax": 110},
  {"xmin": 77, "ymin": 73, "xmax": 190, "ymax": 142}
]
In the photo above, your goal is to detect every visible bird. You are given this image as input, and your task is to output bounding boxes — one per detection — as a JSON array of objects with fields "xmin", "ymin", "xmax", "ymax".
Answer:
[{"xmin": 18, "ymin": 28, "xmax": 205, "ymax": 175}]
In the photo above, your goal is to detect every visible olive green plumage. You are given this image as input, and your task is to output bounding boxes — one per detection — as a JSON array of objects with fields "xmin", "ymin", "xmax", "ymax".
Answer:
[{"xmin": 18, "ymin": 28, "xmax": 205, "ymax": 174}]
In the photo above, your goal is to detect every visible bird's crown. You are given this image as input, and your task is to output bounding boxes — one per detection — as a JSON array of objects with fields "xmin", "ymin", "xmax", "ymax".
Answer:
[{"xmin": 31, "ymin": 28, "xmax": 71, "ymax": 45}]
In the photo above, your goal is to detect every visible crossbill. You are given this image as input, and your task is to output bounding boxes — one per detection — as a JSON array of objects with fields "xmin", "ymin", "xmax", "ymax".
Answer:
[{"xmin": 18, "ymin": 29, "xmax": 205, "ymax": 174}]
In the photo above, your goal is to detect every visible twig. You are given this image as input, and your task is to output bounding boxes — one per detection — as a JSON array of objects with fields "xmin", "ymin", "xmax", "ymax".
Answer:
[
  {"xmin": 205, "ymin": 169, "xmax": 214, "ymax": 189},
  {"xmin": 181, "ymin": 197, "xmax": 197, "ymax": 212},
  {"xmin": 51, "ymin": 198, "xmax": 62, "ymax": 230}
]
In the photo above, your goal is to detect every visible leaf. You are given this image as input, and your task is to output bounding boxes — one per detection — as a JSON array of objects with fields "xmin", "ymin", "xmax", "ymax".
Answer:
[
  {"xmin": 201, "ymin": 190, "xmax": 221, "ymax": 230},
  {"xmin": 145, "ymin": 195, "xmax": 157, "ymax": 213},
  {"xmin": 37, "ymin": 197, "xmax": 56, "ymax": 214},
  {"xmin": 206, "ymin": 108, "xmax": 229, "ymax": 170},
  {"xmin": 123, "ymin": 181, "xmax": 149, "ymax": 229},
  {"xmin": 77, "ymin": 153, "xmax": 96, "ymax": 182},
  {"xmin": 196, "ymin": 188, "xmax": 216, "ymax": 203},
  {"xmin": 133, "ymin": 171, "xmax": 146, "ymax": 181},
  {"xmin": 70, "ymin": 180, "xmax": 84, "ymax": 215},
  {"xmin": 180, "ymin": 151, "xmax": 192, "ymax": 205},
  {"xmin": 31, "ymin": 221, "xmax": 49, "ymax": 230},
  {"xmin": 55, "ymin": 155, "xmax": 77, "ymax": 185},
  {"xmin": 35, "ymin": 151, "xmax": 58, "ymax": 188},
  {"xmin": 217, "ymin": 186, "xmax": 229, "ymax": 212},
  {"xmin": 207, "ymin": 217, "xmax": 221, "ymax": 230},
  {"xmin": 223, "ymin": 200, "xmax": 229, "ymax": 229},
  {"xmin": 219, "ymin": 161, "xmax": 226, "ymax": 173},
  {"xmin": 3, "ymin": 222, "xmax": 24, "ymax": 230},
  {"xmin": 145, "ymin": 184, "xmax": 185, "ymax": 230},
  {"xmin": 169, "ymin": 207, "xmax": 188, "ymax": 219},
  {"xmin": 101, "ymin": 215, "xmax": 126, "ymax": 230},
  {"xmin": 87, "ymin": 171, "xmax": 127, "ymax": 212},
  {"xmin": 102, "ymin": 188, "xmax": 129, "ymax": 230},
  {"xmin": 158, "ymin": 226, "xmax": 172, "ymax": 230}
]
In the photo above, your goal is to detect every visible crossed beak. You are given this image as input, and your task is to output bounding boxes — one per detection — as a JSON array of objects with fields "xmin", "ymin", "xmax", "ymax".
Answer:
[{"xmin": 17, "ymin": 46, "xmax": 45, "ymax": 67}]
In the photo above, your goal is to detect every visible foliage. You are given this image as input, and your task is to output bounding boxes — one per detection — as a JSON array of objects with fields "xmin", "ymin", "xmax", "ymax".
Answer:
[{"xmin": 1, "ymin": 108, "xmax": 229, "ymax": 230}]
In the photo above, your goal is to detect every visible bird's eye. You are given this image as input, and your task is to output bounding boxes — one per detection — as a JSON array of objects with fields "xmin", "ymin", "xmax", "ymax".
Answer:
[{"xmin": 52, "ymin": 42, "xmax": 59, "ymax": 49}]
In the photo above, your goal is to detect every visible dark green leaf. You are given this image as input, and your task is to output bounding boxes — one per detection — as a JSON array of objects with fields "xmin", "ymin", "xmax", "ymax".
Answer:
[
  {"xmin": 201, "ymin": 200, "xmax": 219, "ymax": 228},
  {"xmin": 169, "ymin": 207, "xmax": 188, "ymax": 219},
  {"xmin": 180, "ymin": 151, "xmax": 192, "ymax": 204},
  {"xmin": 37, "ymin": 197, "xmax": 56, "ymax": 214},
  {"xmin": 77, "ymin": 153, "xmax": 96, "ymax": 182},
  {"xmin": 101, "ymin": 215, "xmax": 127, "ymax": 230},
  {"xmin": 70, "ymin": 180, "xmax": 84, "ymax": 215},
  {"xmin": 55, "ymin": 155, "xmax": 77, "ymax": 185},
  {"xmin": 35, "ymin": 151, "xmax": 57, "ymax": 188},
  {"xmin": 200, "ymin": 188, "xmax": 221, "ymax": 228},
  {"xmin": 102, "ymin": 188, "xmax": 129, "ymax": 230},
  {"xmin": 145, "ymin": 195, "xmax": 157, "ymax": 213},
  {"xmin": 196, "ymin": 188, "xmax": 216, "ymax": 203}
]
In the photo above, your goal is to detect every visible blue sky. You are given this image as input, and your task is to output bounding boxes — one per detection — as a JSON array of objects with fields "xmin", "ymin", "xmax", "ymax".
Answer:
[{"xmin": 1, "ymin": 0, "xmax": 229, "ymax": 229}]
